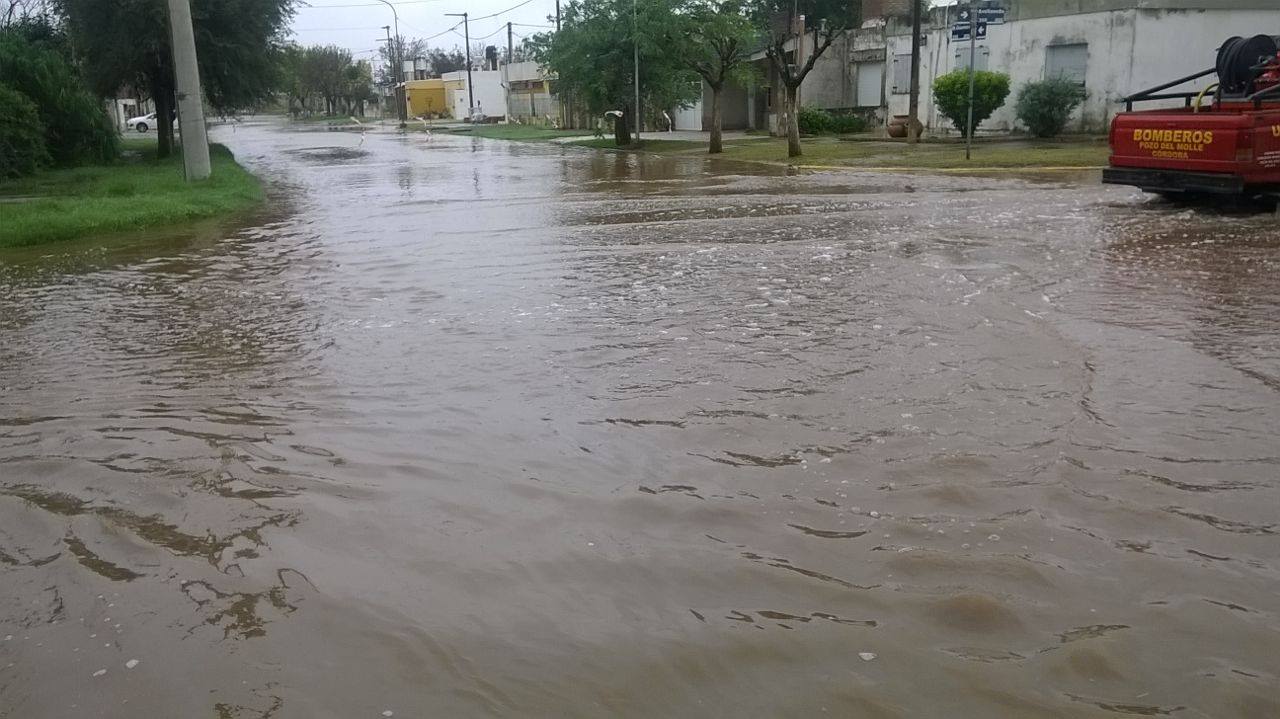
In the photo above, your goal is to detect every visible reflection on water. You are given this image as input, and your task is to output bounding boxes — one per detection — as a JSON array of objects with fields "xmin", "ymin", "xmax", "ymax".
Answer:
[{"xmin": 1, "ymin": 119, "xmax": 1278, "ymax": 718}]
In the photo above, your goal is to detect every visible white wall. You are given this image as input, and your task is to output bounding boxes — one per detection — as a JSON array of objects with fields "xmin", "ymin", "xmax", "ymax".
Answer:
[
  {"xmin": 888, "ymin": 8, "xmax": 1280, "ymax": 133},
  {"xmin": 443, "ymin": 70, "xmax": 507, "ymax": 119}
]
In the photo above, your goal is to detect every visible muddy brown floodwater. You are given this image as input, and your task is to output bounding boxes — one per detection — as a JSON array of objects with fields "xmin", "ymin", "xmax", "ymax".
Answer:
[{"xmin": 2, "ymin": 119, "xmax": 1279, "ymax": 718}]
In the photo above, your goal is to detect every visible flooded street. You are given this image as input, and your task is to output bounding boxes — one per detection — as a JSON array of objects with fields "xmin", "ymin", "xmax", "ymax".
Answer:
[{"xmin": 2, "ymin": 119, "xmax": 1279, "ymax": 718}]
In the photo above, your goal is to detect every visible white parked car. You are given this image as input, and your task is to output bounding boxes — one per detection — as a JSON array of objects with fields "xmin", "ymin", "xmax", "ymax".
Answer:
[
  {"xmin": 126, "ymin": 112, "xmax": 176, "ymax": 133},
  {"xmin": 126, "ymin": 112, "xmax": 156, "ymax": 132}
]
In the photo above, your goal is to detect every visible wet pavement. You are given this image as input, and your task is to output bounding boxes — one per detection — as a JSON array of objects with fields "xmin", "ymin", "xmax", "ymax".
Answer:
[{"xmin": 2, "ymin": 118, "xmax": 1279, "ymax": 718}]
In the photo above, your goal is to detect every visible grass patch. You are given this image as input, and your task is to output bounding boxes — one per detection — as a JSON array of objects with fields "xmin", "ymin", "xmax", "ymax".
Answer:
[
  {"xmin": 290, "ymin": 114, "xmax": 354, "ymax": 125},
  {"xmin": 443, "ymin": 124, "xmax": 595, "ymax": 141},
  {"xmin": 567, "ymin": 138, "xmax": 710, "ymax": 153},
  {"xmin": 0, "ymin": 137, "xmax": 263, "ymax": 248},
  {"xmin": 714, "ymin": 136, "xmax": 1110, "ymax": 169}
]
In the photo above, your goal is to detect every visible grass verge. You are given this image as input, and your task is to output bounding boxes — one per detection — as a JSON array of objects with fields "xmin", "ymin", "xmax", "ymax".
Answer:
[
  {"xmin": 566, "ymin": 138, "xmax": 712, "ymax": 153},
  {"xmin": 443, "ymin": 124, "xmax": 595, "ymax": 141},
  {"xmin": 0, "ymin": 138, "xmax": 263, "ymax": 248},
  {"xmin": 711, "ymin": 136, "xmax": 1110, "ymax": 169}
]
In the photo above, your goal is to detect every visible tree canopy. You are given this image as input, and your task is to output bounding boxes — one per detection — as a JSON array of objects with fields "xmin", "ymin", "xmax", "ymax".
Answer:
[
  {"xmin": 533, "ymin": 0, "xmax": 700, "ymax": 145},
  {"xmin": 54, "ymin": 0, "xmax": 294, "ymax": 156},
  {"xmin": 281, "ymin": 44, "xmax": 375, "ymax": 117}
]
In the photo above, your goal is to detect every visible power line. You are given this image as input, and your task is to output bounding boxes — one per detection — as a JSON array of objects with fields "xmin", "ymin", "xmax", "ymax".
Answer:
[
  {"xmin": 422, "ymin": 20, "xmax": 463, "ymax": 40},
  {"xmin": 470, "ymin": 0, "xmax": 538, "ymax": 22}
]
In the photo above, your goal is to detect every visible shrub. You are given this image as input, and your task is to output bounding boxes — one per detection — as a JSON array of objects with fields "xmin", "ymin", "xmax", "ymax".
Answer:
[
  {"xmin": 0, "ymin": 32, "xmax": 117, "ymax": 167},
  {"xmin": 0, "ymin": 84, "xmax": 50, "ymax": 178},
  {"xmin": 798, "ymin": 107, "xmax": 867, "ymax": 135},
  {"xmin": 798, "ymin": 106, "xmax": 833, "ymax": 135},
  {"xmin": 932, "ymin": 69, "xmax": 1011, "ymax": 138},
  {"xmin": 830, "ymin": 113, "xmax": 867, "ymax": 134},
  {"xmin": 1016, "ymin": 78, "xmax": 1087, "ymax": 138}
]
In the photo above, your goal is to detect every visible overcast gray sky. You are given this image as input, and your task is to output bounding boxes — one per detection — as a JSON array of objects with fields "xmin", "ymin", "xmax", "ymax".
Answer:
[
  {"xmin": 288, "ymin": 0, "xmax": 955, "ymax": 65},
  {"xmin": 289, "ymin": 0, "xmax": 560, "ymax": 62}
]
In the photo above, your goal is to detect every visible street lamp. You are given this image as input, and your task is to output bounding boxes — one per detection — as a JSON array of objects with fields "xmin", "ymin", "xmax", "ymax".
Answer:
[
  {"xmin": 445, "ymin": 12, "xmax": 474, "ymax": 116},
  {"xmin": 372, "ymin": 0, "xmax": 406, "ymax": 127}
]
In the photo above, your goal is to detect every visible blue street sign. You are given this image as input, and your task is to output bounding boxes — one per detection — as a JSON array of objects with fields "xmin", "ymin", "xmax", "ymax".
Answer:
[
  {"xmin": 951, "ymin": 20, "xmax": 988, "ymax": 41},
  {"xmin": 956, "ymin": 7, "xmax": 1006, "ymax": 25}
]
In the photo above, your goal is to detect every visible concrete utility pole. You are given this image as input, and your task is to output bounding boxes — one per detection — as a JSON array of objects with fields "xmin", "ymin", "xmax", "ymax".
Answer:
[
  {"xmin": 373, "ymin": 0, "xmax": 406, "ymax": 127},
  {"xmin": 165, "ymin": 0, "xmax": 210, "ymax": 181},
  {"xmin": 965, "ymin": 0, "xmax": 977, "ymax": 160},
  {"xmin": 446, "ymin": 12, "xmax": 474, "ymax": 115},
  {"xmin": 506, "ymin": 22, "xmax": 513, "ymax": 121},
  {"xmin": 907, "ymin": 0, "xmax": 922, "ymax": 144}
]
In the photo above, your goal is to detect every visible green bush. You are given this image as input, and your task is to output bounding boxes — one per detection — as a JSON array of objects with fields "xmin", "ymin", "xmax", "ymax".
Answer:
[
  {"xmin": 0, "ymin": 32, "xmax": 117, "ymax": 167},
  {"xmin": 799, "ymin": 107, "xmax": 867, "ymax": 135},
  {"xmin": 1016, "ymin": 78, "xmax": 1087, "ymax": 138},
  {"xmin": 798, "ymin": 106, "xmax": 833, "ymax": 135},
  {"xmin": 830, "ymin": 113, "xmax": 867, "ymax": 134},
  {"xmin": 932, "ymin": 69, "xmax": 1011, "ymax": 138},
  {"xmin": 0, "ymin": 84, "xmax": 50, "ymax": 178}
]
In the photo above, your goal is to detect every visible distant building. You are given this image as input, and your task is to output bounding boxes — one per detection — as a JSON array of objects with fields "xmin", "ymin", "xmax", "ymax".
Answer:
[{"xmin": 504, "ymin": 61, "xmax": 555, "ymax": 122}]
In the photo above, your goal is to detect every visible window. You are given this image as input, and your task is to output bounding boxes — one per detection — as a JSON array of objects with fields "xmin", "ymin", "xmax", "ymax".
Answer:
[
  {"xmin": 891, "ymin": 53, "xmax": 911, "ymax": 94},
  {"xmin": 953, "ymin": 45, "xmax": 990, "ymax": 71},
  {"xmin": 1046, "ymin": 43, "xmax": 1088, "ymax": 85}
]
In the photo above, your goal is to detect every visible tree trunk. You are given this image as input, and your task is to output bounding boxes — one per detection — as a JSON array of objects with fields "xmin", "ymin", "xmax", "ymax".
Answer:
[
  {"xmin": 153, "ymin": 75, "xmax": 174, "ymax": 159},
  {"xmin": 708, "ymin": 83, "xmax": 723, "ymax": 154},
  {"xmin": 785, "ymin": 83, "xmax": 801, "ymax": 158},
  {"xmin": 613, "ymin": 106, "xmax": 631, "ymax": 147}
]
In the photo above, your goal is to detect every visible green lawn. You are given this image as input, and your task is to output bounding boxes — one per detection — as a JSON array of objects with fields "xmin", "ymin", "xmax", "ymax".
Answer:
[
  {"xmin": 566, "ymin": 138, "xmax": 711, "ymax": 153},
  {"xmin": 0, "ymin": 138, "xmax": 262, "ymax": 248},
  {"xmin": 713, "ymin": 136, "xmax": 1110, "ymax": 169},
  {"xmin": 290, "ymin": 114, "xmax": 354, "ymax": 125},
  {"xmin": 443, "ymin": 124, "xmax": 595, "ymax": 141}
]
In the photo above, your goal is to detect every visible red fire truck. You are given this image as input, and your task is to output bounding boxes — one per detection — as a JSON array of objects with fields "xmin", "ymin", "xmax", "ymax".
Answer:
[{"xmin": 1103, "ymin": 35, "xmax": 1280, "ymax": 203}]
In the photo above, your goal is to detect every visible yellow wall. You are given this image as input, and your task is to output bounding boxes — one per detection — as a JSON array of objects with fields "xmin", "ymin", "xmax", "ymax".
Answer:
[{"xmin": 405, "ymin": 80, "xmax": 448, "ymax": 118}]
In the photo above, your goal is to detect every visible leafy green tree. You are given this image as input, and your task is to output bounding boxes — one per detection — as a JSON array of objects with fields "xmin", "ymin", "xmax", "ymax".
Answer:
[
  {"xmin": 672, "ymin": 0, "xmax": 756, "ymax": 153},
  {"xmin": 0, "ymin": 30, "xmax": 116, "ymax": 167},
  {"xmin": 0, "ymin": 84, "xmax": 50, "ymax": 178},
  {"xmin": 55, "ymin": 0, "xmax": 294, "ymax": 158},
  {"xmin": 376, "ymin": 35, "xmax": 428, "ymax": 85},
  {"xmin": 750, "ymin": 0, "xmax": 859, "ymax": 157},
  {"xmin": 534, "ymin": 0, "xmax": 699, "ymax": 146},
  {"xmin": 1015, "ymin": 78, "xmax": 1086, "ymax": 138},
  {"xmin": 932, "ymin": 69, "xmax": 1010, "ymax": 138},
  {"xmin": 427, "ymin": 47, "xmax": 467, "ymax": 76}
]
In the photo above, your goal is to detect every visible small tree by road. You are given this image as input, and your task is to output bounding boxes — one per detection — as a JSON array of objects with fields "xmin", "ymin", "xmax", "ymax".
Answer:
[
  {"xmin": 1016, "ymin": 78, "xmax": 1086, "ymax": 138},
  {"xmin": 672, "ymin": 0, "xmax": 756, "ymax": 154},
  {"xmin": 534, "ymin": 0, "xmax": 698, "ymax": 146},
  {"xmin": 932, "ymin": 69, "xmax": 1011, "ymax": 138},
  {"xmin": 750, "ymin": 0, "xmax": 859, "ymax": 157}
]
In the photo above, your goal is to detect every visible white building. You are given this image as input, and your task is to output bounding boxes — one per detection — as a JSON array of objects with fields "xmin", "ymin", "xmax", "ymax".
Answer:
[
  {"xmin": 442, "ymin": 70, "xmax": 507, "ymax": 120},
  {"xmin": 880, "ymin": 0, "xmax": 1280, "ymax": 134},
  {"xmin": 694, "ymin": 0, "xmax": 1279, "ymax": 136}
]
